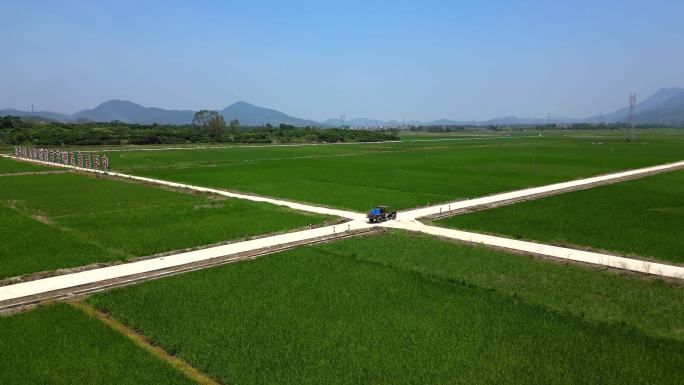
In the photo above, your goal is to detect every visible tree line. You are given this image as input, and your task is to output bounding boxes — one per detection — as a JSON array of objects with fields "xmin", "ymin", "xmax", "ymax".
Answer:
[{"xmin": 0, "ymin": 113, "xmax": 399, "ymax": 146}]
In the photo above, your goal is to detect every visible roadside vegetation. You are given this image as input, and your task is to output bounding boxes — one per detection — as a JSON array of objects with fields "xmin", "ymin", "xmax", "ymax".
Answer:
[
  {"xmin": 0, "ymin": 304, "xmax": 194, "ymax": 385},
  {"xmin": 106, "ymin": 131, "xmax": 684, "ymax": 211},
  {"xmin": 438, "ymin": 169, "xmax": 684, "ymax": 264},
  {"xmin": 0, "ymin": 172, "xmax": 330, "ymax": 279},
  {"xmin": 89, "ymin": 231, "xmax": 684, "ymax": 385}
]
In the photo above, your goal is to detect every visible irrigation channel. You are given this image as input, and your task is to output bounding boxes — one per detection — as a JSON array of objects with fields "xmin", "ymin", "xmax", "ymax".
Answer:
[{"xmin": 1, "ymin": 154, "xmax": 683, "ymax": 313}]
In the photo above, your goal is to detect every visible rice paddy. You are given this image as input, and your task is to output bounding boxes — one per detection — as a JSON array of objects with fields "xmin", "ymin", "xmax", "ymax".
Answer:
[{"xmin": 88, "ymin": 231, "xmax": 684, "ymax": 385}]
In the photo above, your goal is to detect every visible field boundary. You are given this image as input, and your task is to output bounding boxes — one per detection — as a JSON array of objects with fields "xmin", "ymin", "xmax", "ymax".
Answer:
[
  {"xmin": 71, "ymin": 301, "xmax": 222, "ymax": 385},
  {"xmin": 0, "ymin": 170, "xmax": 68, "ymax": 177}
]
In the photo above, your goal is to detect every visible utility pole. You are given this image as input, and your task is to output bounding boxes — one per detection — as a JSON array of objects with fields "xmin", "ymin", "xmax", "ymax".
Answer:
[{"xmin": 627, "ymin": 93, "xmax": 636, "ymax": 141}]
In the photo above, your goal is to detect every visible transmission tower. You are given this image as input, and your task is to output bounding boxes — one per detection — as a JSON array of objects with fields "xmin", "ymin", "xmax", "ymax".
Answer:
[
  {"xmin": 340, "ymin": 113, "xmax": 346, "ymax": 128},
  {"xmin": 627, "ymin": 93, "xmax": 636, "ymax": 141}
]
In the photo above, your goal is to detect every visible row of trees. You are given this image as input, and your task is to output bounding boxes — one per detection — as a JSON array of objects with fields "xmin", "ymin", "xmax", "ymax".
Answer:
[{"xmin": 0, "ymin": 115, "xmax": 399, "ymax": 146}]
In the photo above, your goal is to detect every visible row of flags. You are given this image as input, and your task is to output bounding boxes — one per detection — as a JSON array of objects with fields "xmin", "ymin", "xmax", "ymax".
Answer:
[{"xmin": 14, "ymin": 146, "xmax": 109, "ymax": 170}]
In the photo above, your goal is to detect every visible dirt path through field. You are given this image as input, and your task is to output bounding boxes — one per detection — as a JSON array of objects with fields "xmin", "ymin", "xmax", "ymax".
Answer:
[
  {"xmin": 71, "ymin": 301, "xmax": 222, "ymax": 385},
  {"xmin": 0, "ymin": 170, "xmax": 68, "ymax": 177}
]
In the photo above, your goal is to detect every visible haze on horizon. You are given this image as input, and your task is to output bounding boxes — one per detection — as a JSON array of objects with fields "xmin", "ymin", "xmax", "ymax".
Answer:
[{"xmin": 1, "ymin": 0, "xmax": 683, "ymax": 122}]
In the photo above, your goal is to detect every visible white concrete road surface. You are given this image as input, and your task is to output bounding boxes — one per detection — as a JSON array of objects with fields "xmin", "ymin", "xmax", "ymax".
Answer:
[
  {"xmin": 0, "ymin": 220, "xmax": 373, "ymax": 303},
  {"xmin": 0, "ymin": 154, "xmax": 364, "ymax": 221},
  {"xmin": 404, "ymin": 160, "xmax": 684, "ymax": 220},
  {"xmin": 384, "ymin": 219, "xmax": 684, "ymax": 280}
]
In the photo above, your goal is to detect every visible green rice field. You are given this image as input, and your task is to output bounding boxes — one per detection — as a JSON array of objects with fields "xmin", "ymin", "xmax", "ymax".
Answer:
[
  {"xmin": 89, "ymin": 231, "xmax": 684, "ymax": 385},
  {"xmin": 438, "ymin": 169, "xmax": 684, "ymax": 264},
  {"xmin": 0, "ymin": 304, "xmax": 193, "ymax": 385},
  {"xmin": 104, "ymin": 130, "xmax": 684, "ymax": 211},
  {"xmin": 2, "ymin": 130, "xmax": 683, "ymax": 384},
  {"xmin": 0, "ymin": 156, "xmax": 53, "ymax": 173},
  {"xmin": 0, "ymin": 172, "xmax": 329, "ymax": 279}
]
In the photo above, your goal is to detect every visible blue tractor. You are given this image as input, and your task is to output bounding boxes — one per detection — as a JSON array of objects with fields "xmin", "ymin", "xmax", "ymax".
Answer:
[{"xmin": 367, "ymin": 205, "xmax": 397, "ymax": 223}]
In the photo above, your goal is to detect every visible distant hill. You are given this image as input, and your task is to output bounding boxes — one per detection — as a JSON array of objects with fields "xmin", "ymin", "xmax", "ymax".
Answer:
[
  {"xmin": 328, "ymin": 89, "xmax": 684, "ymax": 127},
  {"xmin": 427, "ymin": 119, "xmax": 469, "ymax": 125},
  {"xmin": 72, "ymin": 100, "xmax": 195, "ymax": 125},
  {"xmin": 2, "ymin": 88, "xmax": 684, "ymax": 126},
  {"xmin": 0, "ymin": 100, "xmax": 320, "ymax": 126},
  {"xmin": 632, "ymin": 89, "xmax": 684, "ymax": 125},
  {"xmin": 586, "ymin": 87, "xmax": 684, "ymax": 125},
  {"xmin": 220, "ymin": 101, "xmax": 319, "ymax": 127},
  {"xmin": 0, "ymin": 108, "xmax": 71, "ymax": 122}
]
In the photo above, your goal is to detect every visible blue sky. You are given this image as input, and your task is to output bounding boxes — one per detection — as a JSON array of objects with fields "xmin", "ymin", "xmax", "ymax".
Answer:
[{"xmin": 1, "ymin": 0, "xmax": 683, "ymax": 121}]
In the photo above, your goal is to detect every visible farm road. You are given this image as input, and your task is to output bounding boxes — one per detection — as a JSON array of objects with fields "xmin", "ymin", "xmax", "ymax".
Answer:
[
  {"xmin": 1, "ymin": 154, "xmax": 684, "ymax": 310},
  {"xmin": 383, "ymin": 220, "xmax": 684, "ymax": 280},
  {"xmin": 71, "ymin": 140, "xmax": 400, "ymax": 153},
  {"xmin": 66, "ymin": 135, "xmax": 510, "ymax": 153},
  {"xmin": 0, "ymin": 220, "xmax": 374, "ymax": 305},
  {"xmin": 0, "ymin": 154, "xmax": 364, "ymax": 221},
  {"xmin": 404, "ymin": 159, "xmax": 684, "ymax": 220}
]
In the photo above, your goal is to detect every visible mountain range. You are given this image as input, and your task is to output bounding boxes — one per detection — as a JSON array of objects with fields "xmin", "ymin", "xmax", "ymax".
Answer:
[
  {"xmin": 2, "ymin": 87, "xmax": 684, "ymax": 126},
  {"xmin": 0, "ymin": 100, "xmax": 319, "ymax": 127}
]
